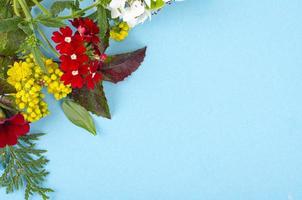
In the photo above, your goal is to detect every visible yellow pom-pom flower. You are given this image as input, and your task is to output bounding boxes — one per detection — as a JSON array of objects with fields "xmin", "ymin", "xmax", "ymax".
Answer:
[
  {"xmin": 110, "ymin": 22, "xmax": 130, "ymax": 41},
  {"xmin": 7, "ymin": 61, "xmax": 33, "ymax": 86},
  {"xmin": 43, "ymin": 59, "xmax": 72, "ymax": 100},
  {"xmin": 7, "ymin": 55, "xmax": 71, "ymax": 122}
]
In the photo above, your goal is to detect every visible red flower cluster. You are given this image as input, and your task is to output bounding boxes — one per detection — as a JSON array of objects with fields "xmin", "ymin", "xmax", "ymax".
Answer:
[
  {"xmin": 52, "ymin": 18, "xmax": 106, "ymax": 89},
  {"xmin": 0, "ymin": 114, "xmax": 29, "ymax": 148}
]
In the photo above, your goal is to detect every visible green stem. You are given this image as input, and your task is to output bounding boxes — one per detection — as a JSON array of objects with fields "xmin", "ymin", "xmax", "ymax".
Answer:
[
  {"xmin": 13, "ymin": 0, "xmax": 21, "ymax": 17},
  {"xmin": 0, "ymin": 95, "xmax": 17, "ymax": 112},
  {"xmin": 17, "ymin": 0, "xmax": 49, "ymax": 73},
  {"xmin": 8, "ymin": 146, "xmax": 24, "ymax": 176},
  {"xmin": 57, "ymin": 1, "xmax": 100, "ymax": 19},
  {"xmin": 31, "ymin": 0, "xmax": 50, "ymax": 15},
  {"xmin": 18, "ymin": 0, "xmax": 35, "ymax": 32},
  {"xmin": 17, "ymin": 0, "xmax": 32, "ymax": 20},
  {"xmin": 37, "ymin": 28, "xmax": 59, "ymax": 57}
]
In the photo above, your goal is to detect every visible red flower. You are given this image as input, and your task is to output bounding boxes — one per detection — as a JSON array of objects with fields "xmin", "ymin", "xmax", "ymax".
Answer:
[
  {"xmin": 61, "ymin": 65, "xmax": 88, "ymax": 88},
  {"xmin": 86, "ymin": 61, "xmax": 102, "ymax": 89},
  {"xmin": 0, "ymin": 114, "xmax": 29, "ymax": 148},
  {"xmin": 52, "ymin": 27, "xmax": 83, "ymax": 54},
  {"xmin": 71, "ymin": 18, "xmax": 100, "ymax": 43},
  {"xmin": 52, "ymin": 18, "xmax": 104, "ymax": 90},
  {"xmin": 60, "ymin": 45, "xmax": 89, "ymax": 71}
]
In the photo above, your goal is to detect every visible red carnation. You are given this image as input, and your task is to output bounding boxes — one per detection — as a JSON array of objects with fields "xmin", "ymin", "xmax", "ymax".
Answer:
[{"xmin": 0, "ymin": 114, "xmax": 30, "ymax": 148}]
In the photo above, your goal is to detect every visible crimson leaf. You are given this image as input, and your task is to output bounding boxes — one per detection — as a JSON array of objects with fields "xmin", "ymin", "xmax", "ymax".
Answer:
[
  {"xmin": 71, "ymin": 83, "xmax": 111, "ymax": 119},
  {"xmin": 102, "ymin": 47, "xmax": 147, "ymax": 83}
]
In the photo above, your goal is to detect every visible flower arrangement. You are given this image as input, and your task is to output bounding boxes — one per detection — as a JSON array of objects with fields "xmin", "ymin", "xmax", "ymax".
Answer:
[{"xmin": 0, "ymin": 0, "xmax": 178, "ymax": 199}]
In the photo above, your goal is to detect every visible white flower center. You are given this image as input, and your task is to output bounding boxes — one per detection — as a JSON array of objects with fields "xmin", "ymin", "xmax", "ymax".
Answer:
[
  {"xmin": 64, "ymin": 37, "xmax": 71, "ymax": 43},
  {"xmin": 94, "ymin": 55, "xmax": 100, "ymax": 60},
  {"xmin": 70, "ymin": 54, "xmax": 77, "ymax": 60},
  {"xmin": 72, "ymin": 70, "xmax": 79, "ymax": 76},
  {"xmin": 92, "ymin": 72, "xmax": 96, "ymax": 78}
]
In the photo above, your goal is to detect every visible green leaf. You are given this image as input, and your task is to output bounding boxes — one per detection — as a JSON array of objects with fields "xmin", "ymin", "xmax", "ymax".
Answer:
[
  {"xmin": 0, "ymin": 17, "xmax": 23, "ymax": 32},
  {"xmin": 0, "ymin": 77, "xmax": 16, "ymax": 94},
  {"xmin": 72, "ymin": 0, "xmax": 81, "ymax": 13},
  {"xmin": 18, "ymin": 21, "xmax": 33, "ymax": 35},
  {"xmin": 50, "ymin": 0, "xmax": 77, "ymax": 17},
  {"xmin": 0, "ymin": 95, "xmax": 16, "ymax": 113},
  {"xmin": 98, "ymin": 0, "xmax": 111, "ymax": 6},
  {"xmin": 0, "ymin": 0, "xmax": 13, "ymax": 19},
  {"xmin": 36, "ymin": 16, "xmax": 66, "ymax": 27},
  {"xmin": 0, "ymin": 55, "xmax": 15, "ymax": 78},
  {"xmin": 62, "ymin": 99, "xmax": 97, "ymax": 135},
  {"xmin": 0, "ymin": 30, "xmax": 26, "ymax": 56},
  {"xmin": 71, "ymin": 83, "xmax": 111, "ymax": 119},
  {"xmin": 25, "ymin": 0, "xmax": 43, "ymax": 8},
  {"xmin": 150, "ymin": 0, "xmax": 165, "ymax": 9},
  {"xmin": 0, "ymin": 96, "xmax": 15, "ymax": 112},
  {"xmin": 31, "ymin": 47, "xmax": 47, "ymax": 72},
  {"xmin": 96, "ymin": 6, "xmax": 109, "ymax": 53},
  {"xmin": 97, "ymin": 6, "xmax": 108, "ymax": 40}
]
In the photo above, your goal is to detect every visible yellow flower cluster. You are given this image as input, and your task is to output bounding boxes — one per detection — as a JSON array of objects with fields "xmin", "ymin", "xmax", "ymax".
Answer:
[
  {"xmin": 7, "ymin": 55, "xmax": 71, "ymax": 122},
  {"xmin": 43, "ymin": 59, "xmax": 72, "ymax": 100},
  {"xmin": 110, "ymin": 22, "xmax": 130, "ymax": 41},
  {"xmin": 7, "ymin": 59, "xmax": 48, "ymax": 122}
]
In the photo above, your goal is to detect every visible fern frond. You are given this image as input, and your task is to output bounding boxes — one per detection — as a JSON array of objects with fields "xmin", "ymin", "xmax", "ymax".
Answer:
[{"xmin": 0, "ymin": 133, "xmax": 53, "ymax": 200}]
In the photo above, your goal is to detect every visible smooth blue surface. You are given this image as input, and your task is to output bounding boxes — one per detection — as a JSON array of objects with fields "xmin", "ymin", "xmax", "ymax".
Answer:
[{"xmin": 2, "ymin": 0, "xmax": 302, "ymax": 199}]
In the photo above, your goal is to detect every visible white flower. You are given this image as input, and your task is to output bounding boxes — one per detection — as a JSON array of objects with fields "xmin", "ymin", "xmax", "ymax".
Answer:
[
  {"xmin": 108, "ymin": 0, "xmax": 150, "ymax": 27},
  {"xmin": 108, "ymin": 0, "xmax": 126, "ymax": 18},
  {"xmin": 109, "ymin": 0, "xmax": 126, "ymax": 9},
  {"xmin": 121, "ymin": 0, "xmax": 148, "ymax": 27},
  {"xmin": 107, "ymin": 0, "xmax": 182, "ymax": 28},
  {"xmin": 126, "ymin": 9, "xmax": 151, "ymax": 27}
]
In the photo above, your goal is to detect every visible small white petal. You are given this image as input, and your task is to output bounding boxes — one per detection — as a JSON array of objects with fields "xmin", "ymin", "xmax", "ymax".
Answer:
[
  {"xmin": 64, "ymin": 37, "xmax": 71, "ymax": 43},
  {"xmin": 130, "ymin": 1, "xmax": 145, "ymax": 16},
  {"xmin": 110, "ymin": 8, "xmax": 122, "ymax": 18},
  {"xmin": 70, "ymin": 54, "xmax": 77, "ymax": 60},
  {"xmin": 109, "ymin": 0, "xmax": 126, "ymax": 9},
  {"xmin": 72, "ymin": 70, "xmax": 79, "ymax": 76}
]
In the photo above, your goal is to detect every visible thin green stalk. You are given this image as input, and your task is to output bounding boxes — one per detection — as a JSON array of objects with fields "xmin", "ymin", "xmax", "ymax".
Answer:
[
  {"xmin": 57, "ymin": 1, "xmax": 100, "ymax": 19},
  {"xmin": 31, "ymin": 0, "xmax": 50, "ymax": 15},
  {"xmin": 37, "ymin": 28, "xmax": 59, "ymax": 57},
  {"xmin": 17, "ymin": 0, "xmax": 32, "ymax": 20},
  {"xmin": 0, "ymin": 102, "xmax": 16, "ymax": 112},
  {"xmin": 13, "ymin": 0, "xmax": 21, "ymax": 17},
  {"xmin": 17, "ymin": 0, "xmax": 49, "ymax": 73},
  {"xmin": 0, "ymin": 95, "xmax": 17, "ymax": 112}
]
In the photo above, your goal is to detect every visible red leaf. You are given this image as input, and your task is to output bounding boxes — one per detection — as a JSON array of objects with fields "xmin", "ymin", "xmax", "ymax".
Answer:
[{"xmin": 101, "ymin": 47, "xmax": 147, "ymax": 83}]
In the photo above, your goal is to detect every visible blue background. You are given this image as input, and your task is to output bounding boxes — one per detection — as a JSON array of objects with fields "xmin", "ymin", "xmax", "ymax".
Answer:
[{"xmin": 2, "ymin": 0, "xmax": 302, "ymax": 199}]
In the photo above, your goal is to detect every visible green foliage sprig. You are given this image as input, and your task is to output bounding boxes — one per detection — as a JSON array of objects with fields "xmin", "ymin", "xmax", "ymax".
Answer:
[{"xmin": 0, "ymin": 133, "xmax": 53, "ymax": 200}]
